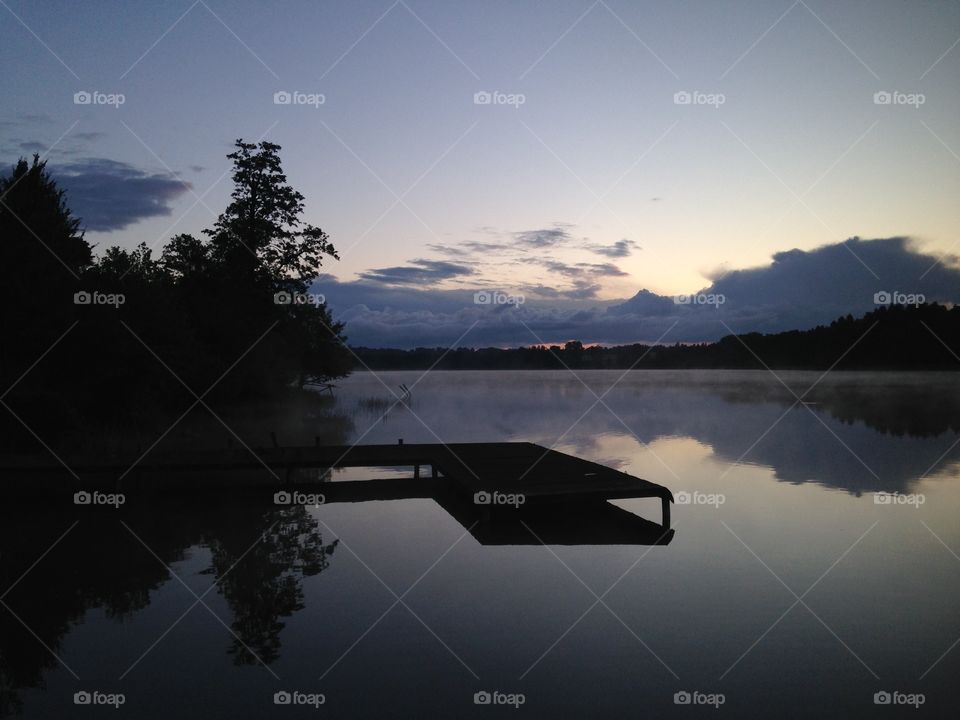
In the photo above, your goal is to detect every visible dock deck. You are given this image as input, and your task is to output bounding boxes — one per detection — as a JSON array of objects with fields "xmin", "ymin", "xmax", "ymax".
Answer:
[{"xmin": 1, "ymin": 441, "xmax": 674, "ymax": 529}]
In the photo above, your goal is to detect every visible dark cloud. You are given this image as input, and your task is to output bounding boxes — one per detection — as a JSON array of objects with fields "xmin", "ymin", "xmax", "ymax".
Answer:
[
  {"xmin": 512, "ymin": 225, "xmax": 573, "ymax": 248},
  {"xmin": 577, "ymin": 262, "xmax": 628, "ymax": 277},
  {"xmin": 526, "ymin": 258, "xmax": 627, "ymax": 280},
  {"xmin": 588, "ymin": 238, "xmax": 640, "ymax": 258},
  {"xmin": 19, "ymin": 142, "xmax": 46, "ymax": 153},
  {"xmin": 610, "ymin": 236, "xmax": 960, "ymax": 334},
  {"xmin": 426, "ymin": 243, "xmax": 470, "ymax": 257},
  {"xmin": 314, "ymin": 237, "xmax": 960, "ymax": 348},
  {"xmin": 73, "ymin": 132, "xmax": 105, "ymax": 142},
  {"xmin": 55, "ymin": 158, "xmax": 192, "ymax": 232},
  {"xmin": 188, "ymin": 164, "xmax": 205, "ymax": 173},
  {"xmin": 358, "ymin": 258, "xmax": 476, "ymax": 285},
  {"xmin": 462, "ymin": 241, "xmax": 512, "ymax": 253},
  {"xmin": 563, "ymin": 282, "xmax": 603, "ymax": 299}
]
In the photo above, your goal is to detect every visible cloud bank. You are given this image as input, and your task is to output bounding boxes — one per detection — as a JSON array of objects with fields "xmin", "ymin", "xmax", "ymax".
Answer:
[{"xmin": 315, "ymin": 237, "xmax": 960, "ymax": 348}]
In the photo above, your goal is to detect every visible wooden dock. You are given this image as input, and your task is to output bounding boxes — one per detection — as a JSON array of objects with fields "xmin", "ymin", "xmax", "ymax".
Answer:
[{"xmin": 1, "ymin": 441, "xmax": 674, "ymax": 530}]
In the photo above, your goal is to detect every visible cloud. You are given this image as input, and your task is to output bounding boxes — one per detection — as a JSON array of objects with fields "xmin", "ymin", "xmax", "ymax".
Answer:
[
  {"xmin": 512, "ymin": 224, "xmax": 573, "ymax": 248},
  {"xmin": 55, "ymin": 158, "xmax": 192, "ymax": 232},
  {"xmin": 610, "ymin": 236, "xmax": 960, "ymax": 333},
  {"xmin": 73, "ymin": 132, "xmax": 105, "ymax": 142},
  {"xmin": 19, "ymin": 142, "xmax": 46, "ymax": 153},
  {"xmin": 525, "ymin": 258, "xmax": 628, "ymax": 282},
  {"xmin": 358, "ymin": 258, "xmax": 476, "ymax": 285},
  {"xmin": 588, "ymin": 238, "xmax": 640, "ymax": 258},
  {"xmin": 577, "ymin": 262, "xmax": 628, "ymax": 277},
  {"xmin": 563, "ymin": 282, "xmax": 603, "ymax": 299},
  {"xmin": 315, "ymin": 237, "xmax": 960, "ymax": 348},
  {"xmin": 426, "ymin": 243, "xmax": 471, "ymax": 257},
  {"xmin": 461, "ymin": 241, "xmax": 512, "ymax": 253}
]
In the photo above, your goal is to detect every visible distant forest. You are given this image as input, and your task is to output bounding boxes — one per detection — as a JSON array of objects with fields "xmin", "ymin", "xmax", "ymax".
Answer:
[{"xmin": 353, "ymin": 303, "xmax": 960, "ymax": 371}]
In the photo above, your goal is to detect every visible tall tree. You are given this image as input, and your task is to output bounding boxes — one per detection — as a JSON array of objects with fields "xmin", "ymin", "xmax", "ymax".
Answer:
[
  {"xmin": 205, "ymin": 140, "xmax": 338, "ymax": 292},
  {"xmin": 0, "ymin": 156, "xmax": 92, "ymax": 389}
]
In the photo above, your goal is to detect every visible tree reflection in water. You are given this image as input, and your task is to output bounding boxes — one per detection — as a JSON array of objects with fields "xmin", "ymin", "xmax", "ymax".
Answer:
[{"xmin": 0, "ymin": 498, "xmax": 335, "ymax": 716}]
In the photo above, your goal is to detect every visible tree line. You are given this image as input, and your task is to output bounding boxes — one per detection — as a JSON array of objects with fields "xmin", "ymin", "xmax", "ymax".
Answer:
[
  {"xmin": 0, "ymin": 141, "xmax": 351, "ymax": 445},
  {"xmin": 352, "ymin": 303, "xmax": 960, "ymax": 370}
]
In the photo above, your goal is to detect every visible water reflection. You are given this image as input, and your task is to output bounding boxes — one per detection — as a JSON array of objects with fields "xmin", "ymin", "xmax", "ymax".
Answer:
[
  {"xmin": 0, "ymin": 500, "xmax": 335, "ymax": 716},
  {"xmin": 322, "ymin": 480, "xmax": 674, "ymax": 546},
  {"xmin": 2, "ymin": 371, "xmax": 959, "ymax": 718},
  {"xmin": 342, "ymin": 371, "xmax": 960, "ymax": 494},
  {"xmin": 0, "ymin": 484, "xmax": 669, "ymax": 716}
]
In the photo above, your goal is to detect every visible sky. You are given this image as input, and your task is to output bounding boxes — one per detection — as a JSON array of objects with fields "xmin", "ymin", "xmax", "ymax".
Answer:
[{"xmin": 2, "ymin": 0, "xmax": 959, "ymax": 347}]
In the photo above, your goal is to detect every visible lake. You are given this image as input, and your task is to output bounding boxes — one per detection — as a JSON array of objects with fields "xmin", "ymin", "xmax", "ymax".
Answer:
[{"xmin": 2, "ymin": 370, "xmax": 959, "ymax": 718}]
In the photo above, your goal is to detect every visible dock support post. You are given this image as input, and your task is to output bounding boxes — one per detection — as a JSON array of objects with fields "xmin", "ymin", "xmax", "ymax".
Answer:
[
  {"xmin": 414, "ymin": 464, "xmax": 420, "ymax": 480},
  {"xmin": 661, "ymin": 496, "xmax": 671, "ymax": 529}
]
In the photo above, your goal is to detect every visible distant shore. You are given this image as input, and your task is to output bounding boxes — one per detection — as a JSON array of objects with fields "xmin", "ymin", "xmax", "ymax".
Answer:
[{"xmin": 351, "ymin": 304, "xmax": 959, "ymax": 372}]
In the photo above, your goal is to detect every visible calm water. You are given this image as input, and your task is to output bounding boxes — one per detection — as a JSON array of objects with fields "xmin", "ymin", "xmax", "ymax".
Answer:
[{"xmin": 2, "ymin": 370, "xmax": 959, "ymax": 718}]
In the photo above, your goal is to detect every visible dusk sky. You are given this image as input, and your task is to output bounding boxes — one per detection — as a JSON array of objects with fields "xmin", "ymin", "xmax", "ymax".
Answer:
[{"xmin": 3, "ymin": 0, "xmax": 959, "ymax": 346}]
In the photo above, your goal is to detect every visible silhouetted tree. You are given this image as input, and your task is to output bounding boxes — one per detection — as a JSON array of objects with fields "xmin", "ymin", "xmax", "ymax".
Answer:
[
  {"xmin": 0, "ymin": 156, "xmax": 91, "ymax": 388},
  {"xmin": 206, "ymin": 140, "xmax": 338, "ymax": 290},
  {"xmin": 0, "ymin": 141, "xmax": 352, "ymax": 450}
]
